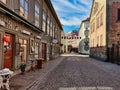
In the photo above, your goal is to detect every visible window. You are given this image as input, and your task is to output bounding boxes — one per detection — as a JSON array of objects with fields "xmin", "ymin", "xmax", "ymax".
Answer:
[
  {"xmin": 35, "ymin": 42, "xmax": 39, "ymax": 58},
  {"xmin": 43, "ymin": 11, "xmax": 46, "ymax": 21},
  {"xmin": 93, "ymin": 39, "xmax": 94, "ymax": 47},
  {"xmin": 19, "ymin": 38, "xmax": 28, "ymax": 64},
  {"xmin": 35, "ymin": 2, "xmax": 39, "ymax": 27},
  {"xmin": 47, "ymin": 17, "xmax": 50, "ymax": 34},
  {"xmin": 50, "ymin": 21, "xmax": 53, "ymax": 36},
  {"xmin": 97, "ymin": 17, "xmax": 99, "ymax": 28},
  {"xmin": 118, "ymin": 9, "xmax": 120, "ymax": 21},
  {"xmin": 100, "ymin": 34, "xmax": 103, "ymax": 46},
  {"xmin": 97, "ymin": 36, "xmax": 99, "ymax": 46},
  {"xmin": 93, "ymin": 23, "xmax": 95, "ymax": 32},
  {"xmin": 0, "ymin": 0, "xmax": 7, "ymax": 4},
  {"xmin": 42, "ymin": 11, "xmax": 46, "ymax": 32},
  {"xmin": 100, "ymin": 13, "xmax": 103, "ymax": 25},
  {"xmin": 20, "ymin": 0, "xmax": 28, "ymax": 19},
  {"xmin": 20, "ymin": 0, "xmax": 24, "ymax": 7},
  {"xmin": 91, "ymin": 24, "xmax": 92, "ymax": 33},
  {"xmin": 85, "ymin": 22, "xmax": 90, "ymax": 28}
]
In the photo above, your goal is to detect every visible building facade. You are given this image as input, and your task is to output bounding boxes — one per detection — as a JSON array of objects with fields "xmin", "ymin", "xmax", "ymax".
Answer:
[
  {"xmin": 78, "ymin": 18, "xmax": 90, "ymax": 54},
  {"xmin": 60, "ymin": 31, "xmax": 66, "ymax": 53},
  {"xmin": 0, "ymin": 0, "xmax": 63, "ymax": 72},
  {"xmin": 64, "ymin": 30, "xmax": 79, "ymax": 53},
  {"xmin": 90, "ymin": 0, "xmax": 120, "ymax": 61}
]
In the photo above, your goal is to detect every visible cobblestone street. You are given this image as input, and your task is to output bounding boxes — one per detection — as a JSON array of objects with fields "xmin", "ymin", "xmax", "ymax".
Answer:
[{"xmin": 23, "ymin": 55, "xmax": 120, "ymax": 90}]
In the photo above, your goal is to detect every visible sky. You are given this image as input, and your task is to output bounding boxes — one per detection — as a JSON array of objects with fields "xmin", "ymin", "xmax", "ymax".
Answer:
[{"xmin": 51, "ymin": 0, "xmax": 93, "ymax": 33}]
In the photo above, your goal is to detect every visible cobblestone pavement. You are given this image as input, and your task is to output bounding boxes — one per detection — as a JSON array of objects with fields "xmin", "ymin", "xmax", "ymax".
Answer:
[
  {"xmin": 9, "ymin": 56, "xmax": 65, "ymax": 90},
  {"xmin": 28, "ymin": 56, "xmax": 120, "ymax": 90}
]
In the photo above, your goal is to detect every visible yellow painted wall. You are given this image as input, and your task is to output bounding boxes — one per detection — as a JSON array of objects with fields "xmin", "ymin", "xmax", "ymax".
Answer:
[{"xmin": 90, "ymin": 0, "xmax": 106, "ymax": 47}]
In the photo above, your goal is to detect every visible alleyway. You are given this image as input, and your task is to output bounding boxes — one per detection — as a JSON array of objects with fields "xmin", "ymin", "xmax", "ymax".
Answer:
[{"xmin": 24, "ymin": 55, "xmax": 120, "ymax": 90}]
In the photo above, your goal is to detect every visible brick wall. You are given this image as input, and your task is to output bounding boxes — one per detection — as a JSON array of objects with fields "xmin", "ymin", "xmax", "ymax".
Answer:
[
  {"xmin": 108, "ymin": 2, "xmax": 120, "ymax": 47},
  {"xmin": 90, "ymin": 46, "xmax": 107, "ymax": 61}
]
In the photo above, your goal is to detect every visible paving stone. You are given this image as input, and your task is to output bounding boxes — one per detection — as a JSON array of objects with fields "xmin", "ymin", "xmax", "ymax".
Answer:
[{"xmin": 10, "ymin": 55, "xmax": 120, "ymax": 90}]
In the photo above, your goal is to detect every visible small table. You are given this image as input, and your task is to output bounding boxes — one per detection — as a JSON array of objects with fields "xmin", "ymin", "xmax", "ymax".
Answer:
[{"xmin": 0, "ymin": 69, "xmax": 13, "ymax": 90}]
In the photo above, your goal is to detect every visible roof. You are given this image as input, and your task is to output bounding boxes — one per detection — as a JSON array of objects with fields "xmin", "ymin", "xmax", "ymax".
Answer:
[
  {"xmin": 45, "ymin": 0, "xmax": 63, "ymax": 30},
  {"xmin": 78, "ymin": 17, "xmax": 90, "ymax": 32},
  {"xmin": 90, "ymin": 0, "xmax": 95, "ymax": 20},
  {"xmin": 82, "ymin": 18, "xmax": 90, "ymax": 22}
]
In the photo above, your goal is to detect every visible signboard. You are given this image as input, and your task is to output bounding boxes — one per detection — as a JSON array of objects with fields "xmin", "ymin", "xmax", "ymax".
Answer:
[{"xmin": 52, "ymin": 39, "xmax": 58, "ymax": 44}]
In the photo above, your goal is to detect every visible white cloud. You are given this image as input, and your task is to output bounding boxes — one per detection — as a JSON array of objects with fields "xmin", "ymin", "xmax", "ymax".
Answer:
[{"xmin": 51, "ymin": 0, "xmax": 92, "ymax": 26}]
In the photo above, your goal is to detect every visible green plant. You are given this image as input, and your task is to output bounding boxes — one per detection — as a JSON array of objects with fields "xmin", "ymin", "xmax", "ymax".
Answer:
[{"xmin": 20, "ymin": 63, "xmax": 26, "ymax": 74}]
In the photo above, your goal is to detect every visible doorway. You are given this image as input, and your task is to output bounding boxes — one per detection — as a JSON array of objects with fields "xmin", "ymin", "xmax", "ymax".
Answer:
[
  {"xmin": 42, "ymin": 43, "xmax": 46, "ymax": 61},
  {"xmin": 4, "ymin": 33, "xmax": 14, "ymax": 68}
]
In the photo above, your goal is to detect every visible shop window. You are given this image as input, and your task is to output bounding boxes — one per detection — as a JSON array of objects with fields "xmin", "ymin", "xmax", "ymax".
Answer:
[
  {"xmin": 30, "ymin": 38, "xmax": 34, "ymax": 54},
  {"xmin": 42, "ymin": 11, "xmax": 46, "ymax": 32},
  {"xmin": 35, "ymin": 42, "xmax": 39, "ymax": 58},
  {"xmin": 18, "ymin": 38, "xmax": 28, "ymax": 66}
]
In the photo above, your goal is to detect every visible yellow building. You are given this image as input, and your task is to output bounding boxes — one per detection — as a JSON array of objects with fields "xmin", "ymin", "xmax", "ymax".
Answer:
[
  {"xmin": 90, "ymin": 0, "xmax": 120, "ymax": 62},
  {"xmin": 90, "ymin": 0, "xmax": 106, "ymax": 60},
  {"xmin": 65, "ymin": 31, "xmax": 79, "ymax": 53}
]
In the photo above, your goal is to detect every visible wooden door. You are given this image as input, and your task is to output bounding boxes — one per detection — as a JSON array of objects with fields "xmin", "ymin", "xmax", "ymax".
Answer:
[
  {"xmin": 4, "ymin": 33, "xmax": 14, "ymax": 68},
  {"xmin": 42, "ymin": 43, "xmax": 46, "ymax": 60}
]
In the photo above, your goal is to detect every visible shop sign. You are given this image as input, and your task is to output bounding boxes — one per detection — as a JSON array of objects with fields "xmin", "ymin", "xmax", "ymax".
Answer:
[
  {"xmin": 52, "ymin": 39, "xmax": 58, "ymax": 44},
  {"xmin": 21, "ymin": 30, "xmax": 31, "ymax": 35},
  {"xmin": 0, "ymin": 20, "xmax": 5, "ymax": 26},
  {"xmin": 36, "ymin": 36, "xmax": 41, "ymax": 39}
]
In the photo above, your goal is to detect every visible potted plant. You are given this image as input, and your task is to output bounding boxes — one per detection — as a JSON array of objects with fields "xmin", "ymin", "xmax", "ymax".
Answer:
[{"xmin": 20, "ymin": 62, "xmax": 26, "ymax": 75}]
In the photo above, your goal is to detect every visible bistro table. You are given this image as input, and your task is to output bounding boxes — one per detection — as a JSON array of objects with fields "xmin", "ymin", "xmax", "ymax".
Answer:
[{"xmin": 0, "ymin": 68, "xmax": 13, "ymax": 90}]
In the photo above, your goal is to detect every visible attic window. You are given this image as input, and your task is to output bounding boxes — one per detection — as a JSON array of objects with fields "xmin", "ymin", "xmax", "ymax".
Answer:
[{"xmin": 118, "ymin": 9, "xmax": 120, "ymax": 21}]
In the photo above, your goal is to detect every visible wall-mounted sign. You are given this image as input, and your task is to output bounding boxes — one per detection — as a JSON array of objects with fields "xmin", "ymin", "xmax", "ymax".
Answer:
[
  {"xmin": 0, "ymin": 20, "xmax": 5, "ymax": 26},
  {"xmin": 21, "ymin": 30, "xmax": 31, "ymax": 35},
  {"xmin": 52, "ymin": 39, "xmax": 58, "ymax": 44},
  {"xmin": 36, "ymin": 36, "xmax": 41, "ymax": 39}
]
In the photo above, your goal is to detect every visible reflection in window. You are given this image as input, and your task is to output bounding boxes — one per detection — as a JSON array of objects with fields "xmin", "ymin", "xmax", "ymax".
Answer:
[
  {"xmin": 35, "ymin": 2, "xmax": 39, "ymax": 27},
  {"xmin": 47, "ymin": 17, "xmax": 50, "ymax": 34},
  {"xmin": 20, "ymin": 0, "xmax": 28, "ymax": 19},
  {"xmin": 35, "ymin": 42, "xmax": 39, "ymax": 58},
  {"xmin": 42, "ymin": 11, "xmax": 46, "ymax": 32},
  {"xmin": 50, "ymin": 22, "xmax": 53, "ymax": 36}
]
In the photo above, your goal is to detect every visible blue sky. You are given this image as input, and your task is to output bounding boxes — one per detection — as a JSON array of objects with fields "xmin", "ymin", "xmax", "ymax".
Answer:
[{"xmin": 51, "ymin": 0, "xmax": 92, "ymax": 33}]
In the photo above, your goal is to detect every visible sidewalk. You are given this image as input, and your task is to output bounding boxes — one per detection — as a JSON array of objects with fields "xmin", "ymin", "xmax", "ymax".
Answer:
[{"xmin": 9, "ymin": 56, "xmax": 64, "ymax": 90}]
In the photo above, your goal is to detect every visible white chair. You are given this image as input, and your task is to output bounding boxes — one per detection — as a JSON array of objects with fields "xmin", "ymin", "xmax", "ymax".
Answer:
[
  {"xmin": 0, "ymin": 76, "xmax": 3, "ymax": 89},
  {"xmin": 2, "ymin": 74, "xmax": 11, "ymax": 90}
]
